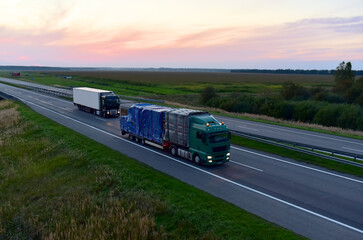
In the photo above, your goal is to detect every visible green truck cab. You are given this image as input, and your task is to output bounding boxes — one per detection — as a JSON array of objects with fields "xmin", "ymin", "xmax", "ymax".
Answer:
[{"xmin": 189, "ymin": 114, "xmax": 231, "ymax": 165}]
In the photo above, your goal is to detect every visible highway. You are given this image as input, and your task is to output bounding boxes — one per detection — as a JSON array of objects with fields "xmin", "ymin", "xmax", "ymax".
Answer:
[
  {"xmin": 1, "ymin": 76, "xmax": 362, "ymax": 157},
  {"xmin": 1, "ymin": 81, "xmax": 363, "ymax": 239}
]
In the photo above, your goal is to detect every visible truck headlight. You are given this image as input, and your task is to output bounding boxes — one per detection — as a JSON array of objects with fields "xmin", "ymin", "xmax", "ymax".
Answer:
[
  {"xmin": 226, "ymin": 157, "xmax": 230, "ymax": 160},
  {"xmin": 207, "ymin": 156, "xmax": 212, "ymax": 160},
  {"xmin": 226, "ymin": 153, "xmax": 230, "ymax": 156},
  {"xmin": 208, "ymin": 160, "xmax": 213, "ymax": 163},
  {"xmin": 118, "ymin": 110, "xmax": 120, "ymax": 114},
  {"xmin": 107, "ymin": 111, "xmax": 110, "ymax": 114}
]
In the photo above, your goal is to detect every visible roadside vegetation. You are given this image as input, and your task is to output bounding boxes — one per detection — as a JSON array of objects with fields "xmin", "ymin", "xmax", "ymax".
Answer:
[
  {"xmin": 0, "ymin": 100, "xmax": 304, "ymax": 240},
  {"xmin": 200, "ymin": 62, "xmax": 363, "ymax": 131}
]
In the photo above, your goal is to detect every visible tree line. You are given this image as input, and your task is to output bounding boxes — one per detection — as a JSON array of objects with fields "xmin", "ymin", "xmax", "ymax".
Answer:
[
  {"xmin": 231, "ymin": 68, "xmax": 363, "ymax": 76},
  {"xmin": 202, "ymin": 62, "xmax": 363, "ymax": 131}
]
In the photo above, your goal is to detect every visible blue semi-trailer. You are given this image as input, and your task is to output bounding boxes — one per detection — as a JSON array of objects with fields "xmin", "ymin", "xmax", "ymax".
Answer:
[{"xmin": 120, "ymin": 104, "xmax": 231, "ymax": 165}]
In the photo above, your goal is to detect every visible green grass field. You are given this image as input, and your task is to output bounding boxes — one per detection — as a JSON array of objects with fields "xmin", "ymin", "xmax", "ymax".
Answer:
[
  {"xmin": 2, "ymin": 70, "xmax": 334, "ymax": 98},
  {"xmin": 0, "ymin": 100, "xmax": 304, "ymax": 239}
]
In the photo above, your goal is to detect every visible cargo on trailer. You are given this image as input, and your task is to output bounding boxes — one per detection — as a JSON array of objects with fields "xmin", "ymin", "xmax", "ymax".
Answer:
[{"xmin": 120, "ymin": 104, "xmax": 230, "ymax": 165}]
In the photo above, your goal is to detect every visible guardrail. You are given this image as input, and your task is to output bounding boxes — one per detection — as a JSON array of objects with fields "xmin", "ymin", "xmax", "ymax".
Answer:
[
  {"xmin": 231, "ymin": 130, "xmax": 363, "ymax": 167},
  {"xmin": 31, "ymin": 86, "xmax": 72, "ymax": 98}
]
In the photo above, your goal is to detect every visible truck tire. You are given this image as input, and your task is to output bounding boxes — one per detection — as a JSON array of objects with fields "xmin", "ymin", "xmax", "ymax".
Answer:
[
  {"xmin": 135, "ymin": 137, "xmax": 140, "ymax": 143},
  {"xmin": 194, "ymin": 154, "xmax": 201, "ymax": 165},
  {"xmin": 121, "ymin": 130, "xmax": 126, "ymax": 135},
  {"xmin": 141, "ymin": 139, "xmax": 145, "ymax": 145},
  {"xmin": 170, "ymin": 145, "xmax": 177, "ymax": 156},
  {"xmin": 129, "ymin": 135, "xmax": 134, "ymax": 141}
]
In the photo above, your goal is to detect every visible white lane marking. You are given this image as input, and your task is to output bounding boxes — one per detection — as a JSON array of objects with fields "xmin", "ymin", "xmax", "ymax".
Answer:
[
  {"xmin": 18, "ymin": 98, "xmax": 363, "ymax": 235},
  {"xmin": 230, "ymin": 161, "xmax": 263, "ymax": 172},
  {"xmin": 220, "ymin": 117, "xmax": 363, "ymax": 146},
  {"xmin": 342, "ymin": 147, "xmax": 363, "ymax": 153},
  {"xmin": 238, "ymin": 125, "xmax": 259, "ymax": 131},
  {"xmin": 231, "ymin": 146, "xmax": 363, "ymax": 184}
]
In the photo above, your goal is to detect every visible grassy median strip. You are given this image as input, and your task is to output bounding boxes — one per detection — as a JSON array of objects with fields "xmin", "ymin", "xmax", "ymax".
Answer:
[
  {"xmin": 0, "ymin": 100, "xmax": 304, "ymax": 240},
  {"xmin": 231, "ymin": 135, "xmax": 363, "ymax": 177}
]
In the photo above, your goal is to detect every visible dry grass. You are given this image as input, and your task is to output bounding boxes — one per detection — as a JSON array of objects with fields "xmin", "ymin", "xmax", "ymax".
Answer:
[
  {"xmin": 164, "ymin": 100, "xmax": 363, "ymax": 137},
  {"xmin": 0, "ymin": 100, "xmax": 23, "ymax": 147},
  {"xmin": 42, "ymin": 194, "xmax": 165, "ymax": 240},
  {"xmin": 0, "ymin": 101, "xmax": 20, "ymax": 129}
]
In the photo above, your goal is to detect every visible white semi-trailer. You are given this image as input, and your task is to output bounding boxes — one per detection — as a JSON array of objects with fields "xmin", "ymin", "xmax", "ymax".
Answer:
[{"xmin": 73, "ymin": 87, "xmax": 120, "ymax": 117}]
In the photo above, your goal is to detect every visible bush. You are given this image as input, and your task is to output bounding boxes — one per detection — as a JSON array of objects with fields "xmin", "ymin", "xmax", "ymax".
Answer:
[
  {"xmin": 337, "ymin": 105, "xmax": 363, "ymax": 130},
  {"xmin": 258, "ymin": 98, "xmax": 277, "ymax": 116},
  {"xmin": 313, "ymin": 104, "xmax": 345, "ymax": 127},
  {"xmin": 271, "ymin": 101, "xmax": 295, "ymax": 120},
  {"xmin": 313, "ymin": 91, "xmax": 345, "ymax": 103},
  {"xmin": 200, "ymin": 86, "xmax": 217, "ymax": 104},
  {"xmin": 231, "ymin": 95, "xmax": 254, "ymax": 113},
  {"xmin": 293, "ymin": 101, "xmax": 319, "ymax": 123},
  {"xmin": 355, "ymin": 92, "xmax": 363, "ymax": 107},
  {"xmin": 219, "ymin": 99, "xmax": 236, "ymax": 112},
  {"xmin": 345, "ymin": 77, "xmax": 363, "ymax": 104},
  {"xmin": 205, "ymin": 95, "xmax": 221, "ymax": 108},
  {"xmin": 281, "ymin": 82, "xmax": 310, "ymax": 100}
]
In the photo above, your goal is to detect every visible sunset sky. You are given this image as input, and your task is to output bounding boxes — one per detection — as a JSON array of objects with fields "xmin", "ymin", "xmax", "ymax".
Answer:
[{"xmin": 1, "ymin": 0, "xmax": 363, "ymax": 69}]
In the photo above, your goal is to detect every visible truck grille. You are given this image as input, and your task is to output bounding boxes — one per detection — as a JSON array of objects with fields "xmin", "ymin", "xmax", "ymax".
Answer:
[
  {"xmin": 110, "ymin": 109, "xmax": 118, "ymax": 115},
  {"xmin": 213, "ymin": 146, "xmax": 227, "ymax": 152}
]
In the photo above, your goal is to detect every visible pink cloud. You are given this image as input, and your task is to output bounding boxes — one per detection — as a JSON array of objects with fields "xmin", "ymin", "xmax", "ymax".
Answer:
[
  {"xmin": 1, "ymin": 16, "xmax": 363, "ymax": 69},
  {"xmin": 17, "ymin": 56, "xmax": 31, "ymax": 60}
]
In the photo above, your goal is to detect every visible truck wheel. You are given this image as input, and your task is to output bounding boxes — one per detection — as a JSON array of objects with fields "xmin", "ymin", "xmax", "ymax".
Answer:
[
  {"xmin": 170, "ymin": 146, "xmax": 177, "ymax": 156},
  {"xmin": 141, "ymin": 139, "xmax": 145, "ymax": 145},
  {"xmin": 135, "ymin": 137, "xmax": 139, "ymax": 143},
  {"xmin": 129, "ymin": 135, "xmax": 134, "ymax": 141},
  {"xmin": 121, "ymin": 130, "xmax": 126, "ymax": 135},
  {"xmin": 194, "ymin": 154, "xmax": 201, "ymax": 165}
]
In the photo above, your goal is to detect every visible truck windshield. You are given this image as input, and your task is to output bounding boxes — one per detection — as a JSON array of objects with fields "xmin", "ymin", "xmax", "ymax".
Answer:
[
  {"xmin": 208, "ymin": 132, "xmax": 229, "ymax": 143},
  {"xmin": 105, "ymin": 97, "xmax": 120, "ymax": 106}
]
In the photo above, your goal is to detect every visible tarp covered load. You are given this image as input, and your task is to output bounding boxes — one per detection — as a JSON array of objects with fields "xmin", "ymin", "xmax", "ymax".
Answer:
[
  {"xmin": 120, "ymin": 104, "xmax": 172, "ymax": 144},
  {"xmin": 120, "ymin": 104, "xmax": 206, "ymax": 147}
]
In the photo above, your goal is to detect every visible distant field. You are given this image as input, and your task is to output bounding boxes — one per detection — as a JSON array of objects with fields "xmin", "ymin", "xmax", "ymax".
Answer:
[{"xmin": 3, "ymin": 71, "xmax": 334, "ymax": 98}]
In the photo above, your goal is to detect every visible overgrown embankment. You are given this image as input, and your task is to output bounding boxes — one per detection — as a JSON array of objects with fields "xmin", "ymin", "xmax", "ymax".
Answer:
[{"xmin": 0, "ymin": 100, "xmax": 304, "ymax": 240}]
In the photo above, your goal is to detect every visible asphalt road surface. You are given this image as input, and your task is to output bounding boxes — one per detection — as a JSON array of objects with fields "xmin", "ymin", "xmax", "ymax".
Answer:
[
  {"xmin": 1, "ymin": 82, "xmax": 363, "ymax": 240},
  {"xmin": 1, "ymin": 76, "xmax": 362, "ymax": 157}
]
